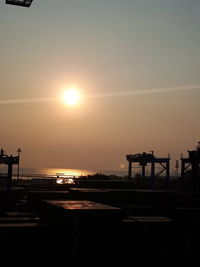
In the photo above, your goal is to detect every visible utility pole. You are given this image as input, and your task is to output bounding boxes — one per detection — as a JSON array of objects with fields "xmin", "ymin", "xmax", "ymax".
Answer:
[{"xmin": 175, "ymin": 160, "xmax": 179, "ymax": 177}]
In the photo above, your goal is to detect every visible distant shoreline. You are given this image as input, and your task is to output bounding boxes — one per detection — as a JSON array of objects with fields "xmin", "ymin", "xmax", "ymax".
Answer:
[{"xmin": 0, "ymin": 167, "xmax": 128, "ymax": 178}]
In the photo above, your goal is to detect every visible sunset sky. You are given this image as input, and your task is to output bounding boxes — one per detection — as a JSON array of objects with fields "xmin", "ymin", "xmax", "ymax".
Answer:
[{"xmin": 0, "ymin": 0, "xmax": 200, "ymax": 172}]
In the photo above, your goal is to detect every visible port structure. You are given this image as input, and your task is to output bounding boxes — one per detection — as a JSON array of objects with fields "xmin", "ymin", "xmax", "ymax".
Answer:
[
  {"xmin": 0, "ymin": 149, "xmax": 19, "ymax": 191},
  {"xmin": 180, "ymin": 154, "xmax": 192, "ymax": 181},
  {"xmin": 187, "ymin": 142, "xmax": 200, "ymax": 193},
  {"xmin": 179, "ymin": 142, "xmax": 200, "ymax": 192},
  {"xmin": 6, "ymin": 0, "xmax": 33, "ymax": 7},
  {"xmin": 126, "ymin": 152, "xmax": 170, "ymax": 185}
]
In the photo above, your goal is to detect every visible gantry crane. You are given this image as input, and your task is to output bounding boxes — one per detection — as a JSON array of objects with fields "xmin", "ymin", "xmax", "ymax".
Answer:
[
  {"xmin": 0, "ymin": 149, "xmax": 19, "ymax": 191},
  {"xmin": 126, "ymin": 152, "xmax": 170, "ymax": 186}
]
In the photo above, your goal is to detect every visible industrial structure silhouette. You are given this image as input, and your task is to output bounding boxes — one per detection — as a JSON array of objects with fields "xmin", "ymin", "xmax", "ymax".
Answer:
[{"xmin": 0, "ymin": 143, "xmax": 200, "ymax": 266}]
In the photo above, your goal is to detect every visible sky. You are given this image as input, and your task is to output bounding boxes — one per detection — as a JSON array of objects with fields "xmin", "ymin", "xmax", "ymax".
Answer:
[{"xmin": 0, "ymin": 0, "xmax": 200, "ymax": 172}]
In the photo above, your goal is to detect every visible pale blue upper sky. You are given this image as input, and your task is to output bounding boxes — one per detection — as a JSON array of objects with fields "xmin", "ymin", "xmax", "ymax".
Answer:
[{"xmin": 0, "ymin": 0, "xmax": 200, "ymax": 171}]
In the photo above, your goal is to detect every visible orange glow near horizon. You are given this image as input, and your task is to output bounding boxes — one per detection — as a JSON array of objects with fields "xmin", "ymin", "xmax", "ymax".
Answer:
[{"xmin": 42, "ymin": 168, "xmax": 93, "ymax": 177}]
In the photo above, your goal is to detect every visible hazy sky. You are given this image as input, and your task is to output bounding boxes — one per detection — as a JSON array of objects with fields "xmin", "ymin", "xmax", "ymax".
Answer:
[{"xmin": 0, "ymin": 0, "xmax": 200, "ymax": 171}]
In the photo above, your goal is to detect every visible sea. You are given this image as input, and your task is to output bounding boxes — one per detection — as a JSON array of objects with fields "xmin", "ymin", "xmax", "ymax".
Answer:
[{"xmin": 0, "ymin": 166, "xmax": 127, "ymax": 179}]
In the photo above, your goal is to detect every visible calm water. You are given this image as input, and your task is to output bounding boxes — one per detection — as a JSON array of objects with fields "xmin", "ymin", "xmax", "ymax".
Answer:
[
  {"xmin": 0, "ymin": 166, "xmax": 127, "ymax": 178},
  {"xmin": 18, "ymin": 167, "xmax": 94, "ymax": 177}
]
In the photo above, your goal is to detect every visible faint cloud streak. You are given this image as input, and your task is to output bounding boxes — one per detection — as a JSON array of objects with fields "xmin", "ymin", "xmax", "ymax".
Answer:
[
  {"xmin": 0, "ymin": 97, "xmax": 56, "ymax": 105},
  {"xmin": 86, "ymin": 84, "xmax": 200, "ymax": 99},
  {"xmin": 0, "ymin": 84, "xmax": 200, "ymax": 105}
]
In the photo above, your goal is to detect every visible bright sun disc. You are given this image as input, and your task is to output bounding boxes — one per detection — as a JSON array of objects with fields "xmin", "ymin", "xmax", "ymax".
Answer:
[{"xmin": 63, "ymin": 88, "xmax": 80, "ymax": 105}]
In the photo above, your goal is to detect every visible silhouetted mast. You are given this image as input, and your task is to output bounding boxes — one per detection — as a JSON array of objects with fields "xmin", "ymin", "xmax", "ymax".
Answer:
[{"xmin": 175, "ymin": 160, "xmax": 179, "ymax": 177}]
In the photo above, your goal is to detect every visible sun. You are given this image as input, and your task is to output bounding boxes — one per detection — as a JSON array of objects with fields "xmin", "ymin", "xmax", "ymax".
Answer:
[{"xmin": 63, "ymin": 88, "xmax": 80, "ymax": 105}]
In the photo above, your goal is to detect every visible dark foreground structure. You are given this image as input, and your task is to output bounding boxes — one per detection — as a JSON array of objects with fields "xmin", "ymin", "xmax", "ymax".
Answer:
[
  {"xmin": 1, "ymin": 185, "xmax": 200, "ymax": 266},
  {"xmin": 0, "ymin": 144, "xmax": 200, "ymax": 266}
]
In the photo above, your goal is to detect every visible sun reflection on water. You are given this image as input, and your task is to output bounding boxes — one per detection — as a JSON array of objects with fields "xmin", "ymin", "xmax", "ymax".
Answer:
[
  {"xmin": 56, "ymin": 178, "xmax": 75, "ymax": 184},
  {"xmin": 41, "ymin": 168, "xmax": 93, "ymax": 178},
  {"xmin": 38, "ymin": 168, "xmax": 94, "ymax": 185}
]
